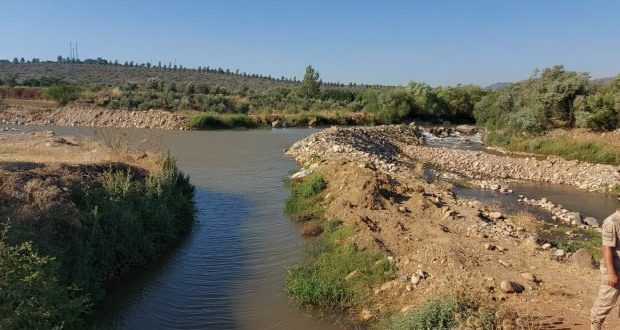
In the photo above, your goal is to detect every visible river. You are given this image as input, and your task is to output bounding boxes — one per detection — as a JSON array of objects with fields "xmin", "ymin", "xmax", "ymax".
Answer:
[
  {"xmin": 5, "ymin": 125, "xmax": 340, "ymax": 330},
  {"xmin": 3, "ymin": 125, "xmax": 618, "ymax": 329}
]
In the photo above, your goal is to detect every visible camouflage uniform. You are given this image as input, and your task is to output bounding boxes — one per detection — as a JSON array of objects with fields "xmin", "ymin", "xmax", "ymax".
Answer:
[{"xmin": 591, "ymin": 210, "xmax": 620, "ymax": 330}]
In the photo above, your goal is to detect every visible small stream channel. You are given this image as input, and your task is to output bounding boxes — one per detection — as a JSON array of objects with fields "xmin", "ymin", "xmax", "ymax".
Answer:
[
  {"xmin": 422, "ymin": 132, "xmax": 619, "ymax": 221},
  {"xmin": 2, "ymin": 125, "xmax": 618, "ymax": 329}
]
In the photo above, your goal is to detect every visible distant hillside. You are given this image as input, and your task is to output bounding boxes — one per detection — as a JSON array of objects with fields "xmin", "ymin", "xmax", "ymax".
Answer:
[{"xmin": 0, "ymin": 62, "xmax": 298, "ymax": 91}]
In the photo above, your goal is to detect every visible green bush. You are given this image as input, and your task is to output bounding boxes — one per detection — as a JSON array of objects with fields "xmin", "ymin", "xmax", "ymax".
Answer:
[
  {"xmin": 68, "ymin": 156, "xmax": 195, "ymax": 298},
  {"xmin": 43, "ymin": 84, "xmax": 81, "ymax": 105},
  {"xmin": 1, "ymin": 156, "xmax": 195, "ymax": 327},
  {"xmin": 189, "ymin": 113, "xmax": 257, "ymax": 129},
  {"xmin": 0, "ymin": 233, "xmax": 89, "ymax": 330},
  {"xmin": 294, "ymin": 174, "xmax": 327, "ymax": 197}
]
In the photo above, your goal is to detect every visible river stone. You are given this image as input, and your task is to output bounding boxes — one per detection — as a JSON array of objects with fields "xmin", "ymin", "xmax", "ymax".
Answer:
[
  {"xmin": 271, "ymin": 120, "xmax": 283, "ymax": 128},
  {"xmin": 500, "ymin": 280, "xmax": 523, "ymax": 294},
  {"xmin": 488, "ymin": 211, "xmax": 504, "ymax": 220},
  {"xmin": 567, "ymin": 212, "xmax": 582, "ymax": 225},
  {"xmin": 455, "ymin": 124, "xmax": 477, "ymax": 135},
  {"xmin": 572, "ymin": 248, "xmax": 595, "ymax": 269},
  {"xmin": 584, "ymin": 217, "xmax": 601, "ymax": 227},
  {"xmin": 520, "ymin": 272, "xmax": 538, "ymax": 282},
  {"xmin": 290, "ymin": 168, "xmax": 313, "ymax": 179}
]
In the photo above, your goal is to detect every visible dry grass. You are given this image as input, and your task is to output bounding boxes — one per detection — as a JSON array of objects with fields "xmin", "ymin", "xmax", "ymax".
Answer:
[{"xmin": 0, "ymin": 131, "xmax": 162, "ymax": 173}]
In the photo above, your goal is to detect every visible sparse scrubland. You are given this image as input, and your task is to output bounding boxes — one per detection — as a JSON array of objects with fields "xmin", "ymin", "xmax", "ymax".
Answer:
[{"xmin": 0, "ymin": 132, "xmax": 195, "ymax": 329}]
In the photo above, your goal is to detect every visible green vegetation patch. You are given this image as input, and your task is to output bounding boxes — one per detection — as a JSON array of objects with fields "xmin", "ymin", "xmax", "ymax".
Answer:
[
  {"xmin": 0, "ymin": 156, "xmax": 195, "ymax": 329},
  {"xmin": 0, "ymin": 237, "xmax": 89, "ymax": 330},
  {"xmin": 284, "ymin": 173, "xmax": 395, "ymax": 313},
  {"xmin": 383, "ymin": 295, "xmax": 503, "ymax": 330},
  {"xmin": 287, "ymin": 232, "xmax": 395, "ymax": 310},
  {"xmin": 285, "ymin": 174, "xmax": 327, "ymax": 222},
  {"xmin": 486, "ymin": 131, "xmax": 619, "ymax": 165},
  {"xmin": 189, "ymin": 113, "xmax": 258, "ymax": 129},
  {"xmin": 42, "ymin": 83, "xmax": 81, "ymax": 105},
  {"xmin": 539, "ymin": 223, "xmax": 602, "ymax": 261}
]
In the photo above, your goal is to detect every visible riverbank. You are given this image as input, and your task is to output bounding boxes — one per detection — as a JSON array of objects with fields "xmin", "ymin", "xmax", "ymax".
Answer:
[
  {"xmin": 485, "ymin": 129, "xmax": 620, "ymax": 165},
  {"xmin": 285, "ymin": 125, "xmax": 618, "ymax": 329},
  {"xmin": 0, "ymin": 105, "xmax": 188, "ymax": 130},
  {"xmin": 0, "ymin": 104, "xmax": 462, "ymax": 131},
  {"xmin": 0, "ymin": 130, "xmax": 195, "ymax": 329}
]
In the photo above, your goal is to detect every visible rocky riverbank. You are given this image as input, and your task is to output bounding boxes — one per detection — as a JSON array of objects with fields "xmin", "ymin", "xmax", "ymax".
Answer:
[
  {"xmin": 288, "ymin": 125, "xmax": 619, "ymax": 193},
  {"xmin": 1, "ymin": 105, "xmax": 188, "ymax": 130},
  {"xmin": 285, "ymin": 125, "xmax": 617, "ymax": 328}
]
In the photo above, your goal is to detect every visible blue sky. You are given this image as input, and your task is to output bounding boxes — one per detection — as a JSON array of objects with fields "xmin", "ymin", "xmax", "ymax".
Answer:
[{"xmin": 1, "ymin": 1, "xmax": 619, "ymax": 86}]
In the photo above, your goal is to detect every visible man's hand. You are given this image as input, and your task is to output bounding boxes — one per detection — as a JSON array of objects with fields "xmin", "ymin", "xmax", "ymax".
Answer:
[{"xmin": 608, "ymin": 272, "xmax": 619, "ymax": 287}]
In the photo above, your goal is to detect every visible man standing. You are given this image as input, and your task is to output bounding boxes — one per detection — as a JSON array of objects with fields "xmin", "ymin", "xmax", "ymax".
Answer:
[{"xmin": 591, "ymin": 208, "xmax": 620, "ymax": 330}]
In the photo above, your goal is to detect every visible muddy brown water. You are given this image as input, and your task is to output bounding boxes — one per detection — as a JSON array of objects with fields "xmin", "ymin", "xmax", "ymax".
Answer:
[
  {"xmin": 1, "ymin": 125, "xmax": 618, "ymax": 329},
  {"xmin": 2, "ymin": 125, "xmax": 340, "ymax": 330}
]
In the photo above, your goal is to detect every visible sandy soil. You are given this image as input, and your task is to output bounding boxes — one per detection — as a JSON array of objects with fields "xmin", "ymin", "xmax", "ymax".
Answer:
[{"xmin": 0, "ymin": 130, "xmax": 161, "ymax": 171}]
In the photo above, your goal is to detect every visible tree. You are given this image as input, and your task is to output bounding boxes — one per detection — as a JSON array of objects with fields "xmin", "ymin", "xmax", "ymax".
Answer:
[
  {"xmin": 298, "ymin": 65, "xmax": 321, "ymax": 98},
  {"xmin": 43, "ymin": 84, "xmax": 81, "ymax": 105}
]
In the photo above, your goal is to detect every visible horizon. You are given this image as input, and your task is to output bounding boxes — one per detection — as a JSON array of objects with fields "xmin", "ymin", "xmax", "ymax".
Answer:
[{"xmin": 1, "ymin": 1, "xmax": 619, "ymax": 86}]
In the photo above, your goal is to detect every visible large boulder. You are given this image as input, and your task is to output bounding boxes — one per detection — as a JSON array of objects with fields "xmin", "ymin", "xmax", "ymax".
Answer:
[
  {"xmin": 455, "ymin": 124, "xmax": 478, "ymax": 135},
  {"xmin": 584, "ymin": 217, "xmax": 601, "ymax": 227},
  {"xmin": 572, "ymin": 248, "xmax": 595, "ymax": 269},
  {"xmin": 567, "ymin": 212, "xmax": 582, "ymax": 225},
  {"xmin": 271, "ymin": 120, "xmax": 283, "ymax": 128}
]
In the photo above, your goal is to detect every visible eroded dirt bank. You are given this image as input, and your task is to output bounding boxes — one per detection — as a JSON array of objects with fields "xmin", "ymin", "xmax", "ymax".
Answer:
[{"xmin": 286, "ymin": 125, "xmax": 618, "ymax": 329}]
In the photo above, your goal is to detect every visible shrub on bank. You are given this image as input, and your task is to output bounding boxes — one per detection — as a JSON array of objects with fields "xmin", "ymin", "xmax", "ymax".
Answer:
[
  {"xmin": 189, "ymin": 113, "xmax": 258, "ymax": 129},
  {"xmin": 1, "ymin": 156, "xmax": 195, "ymax": 328},
  {"xmin": 0, "ymin": 237, "xmax": 89, "ymax": 330}
]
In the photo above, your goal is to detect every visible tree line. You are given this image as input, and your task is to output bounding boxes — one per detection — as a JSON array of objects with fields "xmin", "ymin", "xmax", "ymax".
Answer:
[
  {"xmin": 0, "ymin": 57, "xmax": 383, "ymax": 88},
  {"xmin": 1, "ymin": 63, "xmax": 618, "ymax": 131}
]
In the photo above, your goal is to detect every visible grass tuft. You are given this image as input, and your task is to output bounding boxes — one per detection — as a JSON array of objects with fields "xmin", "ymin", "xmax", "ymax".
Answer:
[{"xmin": 285, "ymin": 174, "xmax": 327, "ymax": 222}]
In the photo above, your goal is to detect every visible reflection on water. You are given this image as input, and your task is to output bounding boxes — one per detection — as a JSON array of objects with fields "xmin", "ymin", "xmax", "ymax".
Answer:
[{"xmin": 94, "ymin": 188, "xmax": 250, "ymax": 329}]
